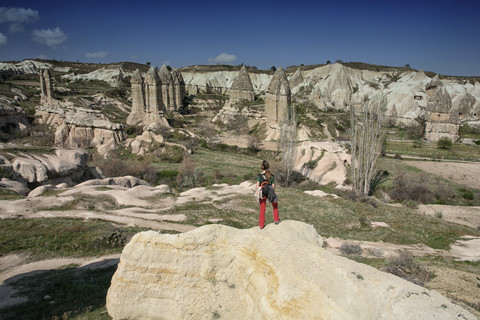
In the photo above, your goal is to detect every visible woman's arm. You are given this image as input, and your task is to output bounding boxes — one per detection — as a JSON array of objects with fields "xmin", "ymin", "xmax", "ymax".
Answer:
[{"xmin": 272, "ymin": 183, "xmax": 275, "ymax": 190}]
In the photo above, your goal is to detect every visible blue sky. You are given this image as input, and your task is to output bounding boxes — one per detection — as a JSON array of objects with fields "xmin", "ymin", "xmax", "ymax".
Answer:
[{"xmin": 0, "ymin": 0, "xmax": 479, "ymax": 76}]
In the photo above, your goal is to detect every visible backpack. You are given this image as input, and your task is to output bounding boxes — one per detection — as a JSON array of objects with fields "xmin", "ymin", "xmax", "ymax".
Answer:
[{"xmin": 258, "ymin": 174, "xmax": 271, "ymax": 197}]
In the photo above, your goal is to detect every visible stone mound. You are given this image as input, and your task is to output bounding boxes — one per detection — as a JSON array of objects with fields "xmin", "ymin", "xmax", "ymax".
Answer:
[{"xmin": 106, "ymin": 221, "xmax": 475, "ymax": 320}]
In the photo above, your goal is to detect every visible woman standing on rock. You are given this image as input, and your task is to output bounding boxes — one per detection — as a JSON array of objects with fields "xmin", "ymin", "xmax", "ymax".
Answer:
[{"xmin": 256, "ymin": 160, "xmax": 280, "ymax": 229}]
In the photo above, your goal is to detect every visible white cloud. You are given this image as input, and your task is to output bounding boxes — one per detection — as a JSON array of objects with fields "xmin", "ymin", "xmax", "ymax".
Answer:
[
  {"xmin": 0, "ymin": 32, "xmax": 6, "ymax": 45},
  {"xmin": 0, "ymin": 7, "xmax": 40, "ymax": 24},
  {"xmin": 32, "ymin": 27, "xmax": 67, "ymax": 48},
  {"xmin": 208, "ymin": 53, "xmax": 237, "ymax": 64},
  {"xmin": 86, "ymin": 51, "xmax": 110, "ymax": 58},
  {"xmin": 9, "ymin": 23, "xmax": 25, "ymax": 33},
  {"xmin": 36, "ymin": 54, "xmax": 48, "ymax": 60}
]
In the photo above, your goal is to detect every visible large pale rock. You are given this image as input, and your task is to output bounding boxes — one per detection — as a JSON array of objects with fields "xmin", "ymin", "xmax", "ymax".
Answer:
[
  {"xmin": 12, "ymin": 158, "xmax": 48, "ymax": 184},
  {"xmin": 229, "ymin": 66, "xmax": 255, "ymax": 102},
  {"xmin": 265, "ymin": 67, "xmax": 293, "ymax": 125},
  {"xmin": 107, "ymin": 221, "xmax": 476, "ymax": 320}
]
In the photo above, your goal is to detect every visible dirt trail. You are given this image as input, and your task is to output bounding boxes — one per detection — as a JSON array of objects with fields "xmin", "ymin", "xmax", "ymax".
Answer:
[{"xmin": 405, "ymin": 160, "xmax": 480, "ymax": 190}]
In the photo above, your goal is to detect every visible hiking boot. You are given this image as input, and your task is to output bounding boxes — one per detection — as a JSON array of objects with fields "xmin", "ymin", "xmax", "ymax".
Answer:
[{"xmin": 274, "ymin": 220, "xmax": 281, "ymax": 225}]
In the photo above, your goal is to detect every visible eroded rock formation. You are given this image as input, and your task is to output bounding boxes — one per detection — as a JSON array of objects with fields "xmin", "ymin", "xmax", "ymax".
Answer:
[
  {"xmin": 289, "ymin": 67, "xmax": 304, "ymax": 88},
  {"xmin": 265, "ymin": 67, "xmax": 292, "ymax": 125},
  {"xmin": 106, "ymin": 221, "xmax": 476, "ymax": 320},
  {"xmin": 126, "ymin": 68, "xmax": 169, "ymax": 127},
  {"xmin": 172, "ymin": 68, "xmax": 185, "ymax": 109},
  {"xmin": 40, "ymin": 69, "xmax": 54, "ymax": 104},
  {"xmin": 229, "ymin": 66, "xmax": 255, "ymax": 102},
  {"xmin": 144, "ymin": 67, "xmax": 165, "ymax": 125},
  {"xmin": 126, "ymin": 69, "xmax": 145, "ymax": 125},
  {"xmin": 36, "ymin": 105, "xmax": 125, "ymax": 157},
  {"xmin": 159, "ymin": 65, "xmax": 175, "ymax": 111}
]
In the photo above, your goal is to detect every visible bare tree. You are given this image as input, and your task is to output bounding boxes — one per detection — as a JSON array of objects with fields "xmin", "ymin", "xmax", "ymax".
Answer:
[
  {"xmin": 350, "ymin": 94, "xmax": 386, "ymax": 195},
  {"xmin": 279, "ymin": 106, "xmax": 298, "ymax": 187}
]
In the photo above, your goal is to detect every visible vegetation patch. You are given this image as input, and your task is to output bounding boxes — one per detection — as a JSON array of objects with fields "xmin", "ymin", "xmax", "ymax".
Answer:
[{"xmin": 0, "ymin": 218, "xmax": 146, "ymax": 259}]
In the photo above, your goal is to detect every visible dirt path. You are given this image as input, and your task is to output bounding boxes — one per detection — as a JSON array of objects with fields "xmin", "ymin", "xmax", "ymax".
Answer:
[{"xmin": 405, "ymin": 160, "xmax": 480, "ymax": 190}]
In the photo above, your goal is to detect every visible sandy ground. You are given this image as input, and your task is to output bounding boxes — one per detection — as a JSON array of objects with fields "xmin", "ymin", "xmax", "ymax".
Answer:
[{"xmin": 405, "ymin": 160, "xmax": 480, "ymax": 190}]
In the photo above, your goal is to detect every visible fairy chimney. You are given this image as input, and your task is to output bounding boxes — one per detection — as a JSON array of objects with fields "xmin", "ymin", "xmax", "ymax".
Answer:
[
  {"xmin": 172, "ymin": 68, "xmax": 185, "ymax": 109},
  {"xmin": 265, "ymin": 67, "xmax": 292, "ymax": 125},
  {"xmin": 229, "ymin": 66, "xmax": 255, "ymax": 103},
  {"xmin": 126, "ymin": 69, "xmax": 145, "ymax": 126},
  {"xmin": 159, "ymin": 65, "xmax": 176, "ymax": 112},
  {"xmin": 40, "ymin": 69, "xmax": 54, "ymax": 104},
  {"xmin": 143, "ymin": 66, "xmax": 165, "ymax": 125},
  {"xmin": 289, "ymin": 67, "xmax": 303, "ymax": 88}
]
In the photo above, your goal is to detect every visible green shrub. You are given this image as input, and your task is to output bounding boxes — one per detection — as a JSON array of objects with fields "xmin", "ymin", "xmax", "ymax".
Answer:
[{"xmin": 437, "ymin": 137, "xmax": 452, "ymax": 149}]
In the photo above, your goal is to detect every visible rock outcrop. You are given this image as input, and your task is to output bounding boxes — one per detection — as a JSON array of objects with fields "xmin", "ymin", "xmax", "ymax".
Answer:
[
  {"xmin": 36, "ymin": 105, "xmax": 125, "ymax": 157},
  {"xmin": 9, "ymin": 149, "xmax": 90, "ymax": 187},
  {"xmin": 424, "ymin": 77, "xmax": 459, "ymax": 141},
  {"xmin": 107, "ymin": 221, "xmax": 476, "ymax": 320},
  {"xmin": 229, "ymin": 66, "xmax": 255, "ymax": 103},
  {"xmin": 172, "ymin": 68, "xmax": 185, "ymax": 109},
  {"xmin": 40, "ymin": 69, "xmax": 54, "ymax": 104},
  {"xmin": 159, "ymin": 65, "xmax": 176, "ymax": 111}
]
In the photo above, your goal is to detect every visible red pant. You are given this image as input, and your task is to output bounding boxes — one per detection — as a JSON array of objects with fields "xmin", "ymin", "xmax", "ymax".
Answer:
[{"xmin": 259, "ymin": 197, "xmax": 279, "ymax": 228}]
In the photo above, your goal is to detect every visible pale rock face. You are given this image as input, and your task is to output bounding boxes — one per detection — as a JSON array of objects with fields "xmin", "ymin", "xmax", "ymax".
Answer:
[
  {"xmin": 265, "ymin": 67, "xmax": 292, "ymax": 124},
  {"xmin": 106, "ymin": 221, "xmax": 476, "ymax": 320},
  {"xmin": 172, "ymin": 68, "xmax": 186, "ymax": 109},
  {"xmin": 126, "ymin": 69, "xmax": 145, "ymax": 126},
  {"xmin": 229, "ymin": 66, "xmax": 255, "ymax": 102}
]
